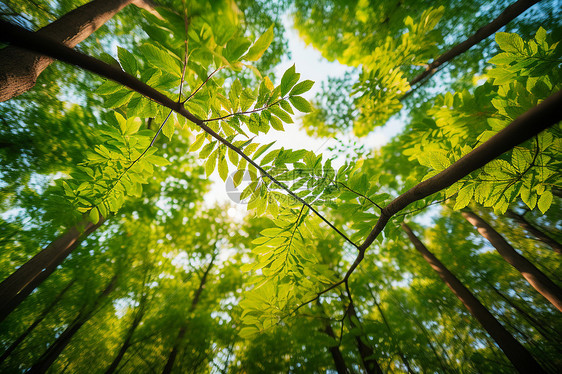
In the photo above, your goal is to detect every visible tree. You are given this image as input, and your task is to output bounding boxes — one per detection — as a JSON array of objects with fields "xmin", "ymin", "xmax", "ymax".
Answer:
[
  {"xmin": 0, "ymin": 0, "xmax": 159, "ymax": 102},
  {"xmin": 401, "ymin": 222, "xmax": 545, "ymax": 373},
  {"xmin": 0, "ymin": 0, "xmax": 561, "ymax": 373},
  {"xmin": 462, "ymin": 210, "xmax": 562, "ymax": 311}
]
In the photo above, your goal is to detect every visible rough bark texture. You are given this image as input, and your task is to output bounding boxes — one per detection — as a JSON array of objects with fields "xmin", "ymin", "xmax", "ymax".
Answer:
[
  {"xmin": 0, "ymin": 0, "xmax": 158, "ymax": 102},
  {"xmin": 505, "ymin": 210, "xmax": 562, "ymax": 255},
  {"xmin": 462, "ymin": 211, "xmax": 562, "ymax": 312},
  {"xmin": 0, "ymin": 280, "xmax": 74, "ymax": 364},
  {"xmin": 401, "ymin": 222, "xmax": 545, "ymax": 374},
  {"xmin": 408, "ymin": 0, "xmax": 540, "ymax": 87},
  {"xmin": 0, "ymin": 217, "xmax": 105, "ymax": 323},
  {"xmin": 28, "ymin": 275, "xmax": 118, "ymax": 374}
]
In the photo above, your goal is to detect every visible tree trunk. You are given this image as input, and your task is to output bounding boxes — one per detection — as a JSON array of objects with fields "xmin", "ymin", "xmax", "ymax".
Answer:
[
  {"xmin": 104, "ymin": 295, "xmax": 147, "ymax": 374},
  {"xmin": 401, "ymin": 222, "xmax": 545, "ymax": 374},
  {"xmin": 462, "ymin": 211, "xmax": 562, "ymax": 312},
  {"xmin": 486, "ymin": 280, "xmax": 562, "ymax": 346},
  {"xmin": 0, "ymin": 216, "xmax": 105, "ymax": 323},
  {"xmin": 0, "ymin": 0, "xmax": 159, "ymax": 102},
  {"xmin": 344, "ymin": 300, "xmax": 383, "ymax": 374},
  {"xmin": 505, "ymin": 210, "xmax": 562, "ymax": 255},
  {"xmin": 28, "ymin": 274, "xmax": 118, "ymax": 374},
  {"xmin": 366, "ymin": 285, "xmax": 414, "ymax": 374},
  {"xmin": 161, "ymin": 254, "xmax": 216, "ymax": 374},
  {"xmin": 0, "ymin": 279, "xmax": 74, "ymax": 364},
  {"xmin": 323, "ymin": 320, "xmax": 349, "ymax": 374},
  {"xmin": 408, "ymin": 0, "xmax": 540, "ymax": 87}
]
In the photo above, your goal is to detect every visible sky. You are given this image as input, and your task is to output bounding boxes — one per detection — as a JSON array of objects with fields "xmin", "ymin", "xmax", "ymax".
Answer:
[{"xmin": 204, "ymin": 14, "xmax": 405, "ymax": 211}]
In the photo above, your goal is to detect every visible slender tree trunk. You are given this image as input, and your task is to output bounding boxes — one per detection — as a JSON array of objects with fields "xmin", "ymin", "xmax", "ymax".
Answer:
[
  {"xmin": 104, "ymin": 296, "xmax": 147, "ymax": 374},
  {"xmin": 401, "ymin": 223, "xmax": 545, "ymax": 374},
  {"xmin": 505, "ymin": 210, "xmax": 562, "ymax": 255},
  {"xmin": 407, "ymin": 0, "xmax": 540, "ymax": 87},
  {"xmin": 0, "ymin": 0, "xmax": 158, "ymax": 102},
  {"xmin": 322, "ymin": 319, "xmax": 349, "ymax": 374},
  {"xmin": 161, "ymin": 254, "xmax": 216, "ymax": 374},
  {"xmin": 344, "ymin": 300, "xmax": 383, "ymax": 374},
  {"xmin": 462, "ymin": 211, "xmax": 562, "ymax": 312},
  {"xmin": 486, "ymin": 281, "xmax": 562, "ymax": 346},
  {"xmin": 0, "ymin": 217, "xmax": 105, "ymax": 323},
  {"xmin": 28, "ymin": 274, "xmax": 118, "ymax": 374},
  {"xmin": 366, "ymin": 286, "xmax": 414, "ymax": 374},
  {"xmin": 0, "ymin": 279, "xmax": 74, "ymax": 364}
]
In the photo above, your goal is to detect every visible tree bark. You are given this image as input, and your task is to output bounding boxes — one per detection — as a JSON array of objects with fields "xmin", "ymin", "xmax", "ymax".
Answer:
[
  {"xmin": 28, "ymin": 274, "xmax": 118, "ymax": 374},
  {"xmin": 0, "ymin": 279, "xmax": 74, "ymax": 364},
  {"xmin": 0, "ymin": 0, "xmax": 159, "ymax": 102},
  {"xmin": 462, "ymin": 211, "xmax": 562, "ymax": 312},
  {"xmin": 0, "ymin": 216, "xmax": 105, "ymax": 323},
  {"xmin": 505, "ymin": 210, "xmax": 562, "ymax": 255},
  {"xmin": 408, "ymin": 0, "xmax": 540, "ymax": 87},
  {"xmin": 344, "ymin": 300, "xmax": 383, "ymax": 374},
  {"xmin": 161, "ymin": 254, "xmax": 216, "ymax": 374},
  {"xmin": 401, "ymin": 222, "xmax": 545, "ymax": 374}
]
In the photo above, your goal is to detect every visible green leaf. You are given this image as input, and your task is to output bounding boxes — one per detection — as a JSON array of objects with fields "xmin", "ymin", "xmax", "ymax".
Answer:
[
  {"xmin": 225, "ymin": 36, "xmax": 251, "ymax": 62},
  {"xmin": 495, "ymin": 32, "xmax": 525, "ymax": 54},
  {"xmin": 280, "ymin": 65, "xmax": 300, "ymax": 97},
  {"xmin": 537, "ymin": 191, "xmax": 553, "ymax": 214},
  {"xmin": 218, "ymin": 157, "xmax": 229, "ymax": 181},
  {"xmin": 190, "ymin": 133, "xmax": 206, "ymax": 152},
  {"xmin": 162, "ymin": 120, "xmax": 174, "ymax": 141},
  {"xmin": 117, "ymin": 46, "xmax": 137, "ymax": 75},
  {"xmin": 205, "ymin": 150, "xmax": 218, "ymax": 177},
  {"xmin": 289, "ymin": 96, "xmax": 313, "ymax": 113},
  {"xmin": 290, "ymin": 80, "xmax": 314, "ymax": 96},
  {"xmin": 454, "ymin": 184, "xmax": 474, "ymax": 210},
  {"xmin": 139, "ymin": 44, "xmax": 181, "ymax": 77},
  {"xmin": 269, "ymin": 106, "xmax": 293, "ymax": 124},
  {"xmin": 89, "ymin": 207, "xmax": 100, "ymax": 224},
  {"xmin": 244, "ymin": 25, "xmax": 274, "ymax": 61},
  {"xmin": 270, "ymin": 116, "xmax": 284, "ymax": 131}
]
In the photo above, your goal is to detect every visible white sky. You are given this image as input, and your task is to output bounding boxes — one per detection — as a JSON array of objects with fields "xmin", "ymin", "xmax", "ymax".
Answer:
[{"xmin": 204, "ymin": 15, "xmax": 404, "ymax": 211}]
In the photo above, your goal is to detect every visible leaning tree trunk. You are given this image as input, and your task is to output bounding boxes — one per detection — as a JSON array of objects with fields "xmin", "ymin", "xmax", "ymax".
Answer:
[
  {"xmin": 505, "ymin": 210, "xmax": 562, "ymax": 255},
  {"xmin": 365, "ymin": 284, "xmax": 414, "ymax": 374},
  {"xmin": 0, "ymin": 216, "xmax": 105, "ymax": 323},
  {"xmin": 401, "ymin": 222, "xmax": 545, "ymax": 374},
  {"xmin": 462, "ymin": 211, "xmax": 562, "ymax": 312},
  {"xmin": 344, "ymin": 299, "xmax": 383, "ymax": 374},
  {"xmin": 162, "ymin": 254, "xmax": 216, "ymax": 374},
  {"xmin": 486, "ymin": 280, "xmax": 562, "ymax": 346},
  {"xmin": 407, "ymin": 0, "xmax": 540, "ymax": 88},
  {"xmin": 0, "ymin": 279, "xmax": 74, "ymax": 364},
  {"xmin": 323, "ymin": 319, "xmax": 349, "ymax": 374},
  {"xmin": 104, "ymin": 295, "xmax": 147, "ymax": 374},
  {"xmin": 0, "ymin": 0, "xmax": 158, "ymax": 102},
  {"xmin": 28, "ymin": 274, "xmax": 118, "ymax": 374}
]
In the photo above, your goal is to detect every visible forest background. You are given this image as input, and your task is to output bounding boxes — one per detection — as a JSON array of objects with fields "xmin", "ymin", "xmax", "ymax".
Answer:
[{"xmin": 0, "ymin": 0, "xmax": 561, "ymax": 373}]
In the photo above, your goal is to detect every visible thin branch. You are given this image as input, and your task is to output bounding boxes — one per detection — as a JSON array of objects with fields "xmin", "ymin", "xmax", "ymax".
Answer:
[
  {"xmin": 182, "ymin": 66, "xmax": 224, "ymax": 103},
  {"xmin": 201, "ymin": 97, "xmax": 285, "ymax": 123}
]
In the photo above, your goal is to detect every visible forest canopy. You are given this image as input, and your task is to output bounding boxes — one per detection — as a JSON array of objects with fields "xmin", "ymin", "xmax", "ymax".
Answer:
[{"xmin": 0, "ymin": 0, "xmax": 561, "ymax": 373}]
